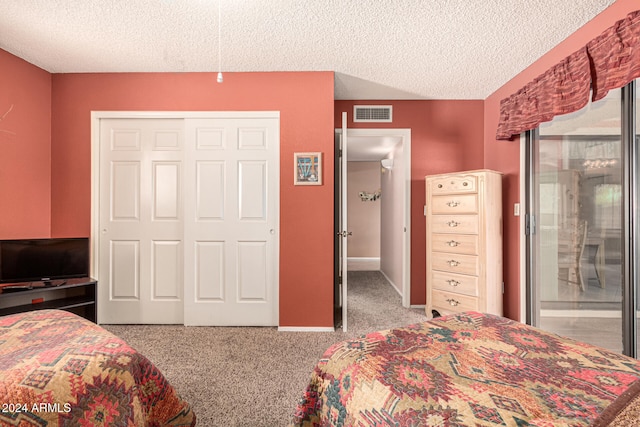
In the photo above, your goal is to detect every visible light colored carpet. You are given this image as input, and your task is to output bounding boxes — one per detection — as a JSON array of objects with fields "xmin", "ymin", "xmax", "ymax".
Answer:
[{"xmin": 102, "ymin": 271, "xmax": 426, "ymax": 426}]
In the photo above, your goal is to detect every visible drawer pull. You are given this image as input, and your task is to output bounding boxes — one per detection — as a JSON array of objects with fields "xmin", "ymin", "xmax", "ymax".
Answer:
[
  {"xmin": 437, "ymin": 184, "xmax": 443, "ymax": 188},
  {"xmin": 446, "ymin": 279, "xmax": 460, "ymax": 287},
  {"xmin": 463, "ymin": 182, "xmax": 468, "ymax": 186},
  {"xmin": 446, "ymin": 298, "xmax": 460, "ymax": 306},
  {"xmin": 446, "ymin": 201, "xmax": 460, "ymax": 207},
  {"xmin": 448, "ymin": 260, "xmax": 460, "ymax": 267},
  {"xmin": 447, "ymin": 220, "xmax": 460, "ymax": 227},
  {"xmin": 447, "ymin": 240, "xmax": 459, "ymax": 247}
]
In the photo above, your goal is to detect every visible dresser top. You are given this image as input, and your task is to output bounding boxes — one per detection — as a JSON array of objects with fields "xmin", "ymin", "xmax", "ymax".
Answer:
[{"xmin": 425, "ymin": 169, "xmax": 503, "ymax": 179}]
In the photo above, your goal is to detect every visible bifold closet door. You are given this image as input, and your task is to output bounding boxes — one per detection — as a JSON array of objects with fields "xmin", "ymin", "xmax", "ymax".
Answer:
[
  {"xmin": 182, "ymin": 117, "xmax": 279, "ymax": 326},
  {"xmin": 98, "ymin": 118, "xmax": 185, "ymax": 324},
  {"xmin": 97, "ymin": 113, "xmax": 279, "ymax": 326}
]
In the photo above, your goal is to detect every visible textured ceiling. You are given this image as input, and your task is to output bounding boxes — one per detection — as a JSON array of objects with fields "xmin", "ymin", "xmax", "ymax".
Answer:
[{"xmin": 0, "ymin": 0, "xmax": 617, "ymax": 100}]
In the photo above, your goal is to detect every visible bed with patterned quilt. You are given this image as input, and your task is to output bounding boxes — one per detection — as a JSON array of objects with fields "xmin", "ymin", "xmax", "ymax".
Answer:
[
  {"xmin": 0, "ymin": 309, "xmax": 195, "ymax": 427},
  {"xmin": 292, "ymin": 311, "xmax": 640, "ymax": 426}
]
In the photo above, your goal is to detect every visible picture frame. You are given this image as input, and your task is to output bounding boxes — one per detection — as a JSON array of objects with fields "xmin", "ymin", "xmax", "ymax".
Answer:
[{"xmin": 294, "ymin": 152, "xmax": 322, "ymax": 185}]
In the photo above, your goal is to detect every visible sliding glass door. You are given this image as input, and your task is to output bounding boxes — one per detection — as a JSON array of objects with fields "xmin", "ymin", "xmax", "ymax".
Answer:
[
  {"xmin": 634, "ymin": 84, "xmax": 640, "ymax": 357},
  {"xmin": 527, "ymin": 86, "xmax": 633, "ymax": 354}
]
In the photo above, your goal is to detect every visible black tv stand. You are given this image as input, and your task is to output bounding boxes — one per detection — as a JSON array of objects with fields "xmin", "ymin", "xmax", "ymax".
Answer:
[
  {"xmin": 42, "ymin": 279, "xmax": 67, "ymax": 287},
  {"xmin": 0, "ymin": 277, "xmax": 97, "ymax": 322}
]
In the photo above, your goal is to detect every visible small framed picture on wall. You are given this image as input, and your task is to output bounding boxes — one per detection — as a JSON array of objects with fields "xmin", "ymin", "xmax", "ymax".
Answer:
[{"xmin": 294, "ymin": 152, "xmax": 322, "ymax": 185}]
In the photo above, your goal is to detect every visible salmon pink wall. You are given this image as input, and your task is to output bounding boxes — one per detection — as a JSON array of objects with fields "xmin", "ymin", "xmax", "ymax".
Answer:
[
  {"xmin": 335, "ymin": 100, "xmax": 485, "ymax": 305},
  {"xmin": 484, "ymin": 0, "xmax": 640, "ymax": 321},
  {"xmin": 0, "ymin": 50, "xmax": 51, "ymax": 238},
  {"xmin": 50, "ymin": 71, "xmax": 335, "ymax": 327}
]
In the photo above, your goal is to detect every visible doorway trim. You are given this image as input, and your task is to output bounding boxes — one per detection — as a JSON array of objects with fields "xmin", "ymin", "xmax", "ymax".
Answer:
[
  {"xmin": 336, "ymin": 127, "xmax": 412, "ymax": 308},
  {"xmin": 520, "ymin": 134, "xmax": 527, "ymax": 323}
]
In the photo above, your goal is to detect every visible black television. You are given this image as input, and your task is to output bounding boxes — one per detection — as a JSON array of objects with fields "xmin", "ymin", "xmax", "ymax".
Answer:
[{"xmin": 0, "ymin": 238, "xmax": 90, "ymax": 284}]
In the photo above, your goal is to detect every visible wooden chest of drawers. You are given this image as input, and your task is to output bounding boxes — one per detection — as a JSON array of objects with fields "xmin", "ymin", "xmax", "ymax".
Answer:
[{"xmin": 425, "ymin": 170, "xmax": 503, "ymax": 318}]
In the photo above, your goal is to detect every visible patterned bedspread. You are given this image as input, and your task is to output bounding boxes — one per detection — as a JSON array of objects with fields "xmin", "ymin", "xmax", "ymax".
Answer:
[
  {"xmin": 292, "ymin": 312, "xmax": 640, "ymax": 426},
  {"xmin": 0, "ymin": 310, "xmax": 195, "ymax": 427}
]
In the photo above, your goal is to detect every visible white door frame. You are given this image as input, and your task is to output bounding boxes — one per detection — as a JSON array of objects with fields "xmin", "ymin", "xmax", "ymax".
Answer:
[
  {"xmin": 519, "ymin": 134, "xmax": 527, "ymax": 322},
  {"xmin": 336, "ymin": 127, "xmax": 412, "ymax": 308},
  {"xmin": 340, "ymin": 113, "xmax": 349, "ymax": 331},
  {"xmin": 90, "ymin": 110, "xmax": 280, "ymax": 324}
]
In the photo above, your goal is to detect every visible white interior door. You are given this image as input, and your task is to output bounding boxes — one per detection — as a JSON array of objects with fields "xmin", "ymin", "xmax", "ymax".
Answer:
[
  {"xmin": 340, "ymin": 112, "xmax": 349, "ymax": 331},
  {"xmin": 98, "ymin": 118, "xmax": 185, "ymax": 324},
  {"xmin": 183, "ymin": 116, "xmax": 279, "ymax": 326}
]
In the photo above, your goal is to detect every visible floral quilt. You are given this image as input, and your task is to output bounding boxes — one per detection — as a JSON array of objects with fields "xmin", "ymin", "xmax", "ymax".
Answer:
[
  {"xmin": 292, "ymin": 311, "xmax": 640, "ymax": 426},
  {"xmin": 0, "ymin": 309, "xmax": 195, "ymax": 427}
]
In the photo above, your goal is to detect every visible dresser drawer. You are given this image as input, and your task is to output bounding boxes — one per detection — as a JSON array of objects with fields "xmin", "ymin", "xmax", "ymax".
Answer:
[
  {"xmin": 431, "ymin": 271, "xmax": 478, "ymax": 297},
  {"xmin": 429, "ymin": 175, "xmax": 477, "ymax": 195},
  {"xmin": 431, "ymin": 252, "xmax": 479, "ymax": 276},
  {"xmin": 430, "ymin": 215, "xmax": 478, "ymax": 234},
  {"xmin": 431, "ymin": 194, "xmax": 478, "ymax": 214},
  {"xmin": 431, "ymin": 289, "xmax": 478, "ymax": 313},
  {"xmin": 431, "ymin": 233, "xmax": 478, "ymax": 255}
]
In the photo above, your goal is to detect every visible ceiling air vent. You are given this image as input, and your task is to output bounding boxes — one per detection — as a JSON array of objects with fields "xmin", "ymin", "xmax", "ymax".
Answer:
[{"xmin": 353, "ymin": 105, "xmax": 393, "ymax": 123}]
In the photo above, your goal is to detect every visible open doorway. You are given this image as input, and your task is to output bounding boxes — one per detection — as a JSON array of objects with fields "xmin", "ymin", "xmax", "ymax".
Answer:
[{"xmin": 334, "ymin": 127, "xmax": 411, "ymax": 330}]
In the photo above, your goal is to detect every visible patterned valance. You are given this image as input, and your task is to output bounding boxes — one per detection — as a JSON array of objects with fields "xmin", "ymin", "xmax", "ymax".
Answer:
[
  {"xmin": 589, "ymin": 10, "xmax": 640, "ymax": 102},
  {"xmin": 496, "ymin": 49, "xmax": 591, "ymax": 140},
  {"xmin": 496, "ymin": 9, "xmax": 640, "ymax": 141}
]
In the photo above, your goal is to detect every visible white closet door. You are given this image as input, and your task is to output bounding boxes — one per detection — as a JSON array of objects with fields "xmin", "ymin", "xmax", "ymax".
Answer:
[
  {"xmin": 98, "ymin": 118, "xmax": 184, "ymax": 324},
  {"xmin": 183, "ymin": 116, "xmax": 279, "ymax": 326}
]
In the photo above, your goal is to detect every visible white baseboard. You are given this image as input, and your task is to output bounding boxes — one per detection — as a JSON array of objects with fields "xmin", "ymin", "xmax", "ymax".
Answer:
[
  {"xmin": 277, "ymin": 326, "xmax": 335, "ymax": 332},
  {"xmin": 347, "ymin": 257, "xmax": 380, "ymax": 271},
  {"xmin": 380, "ymin": 269, "xmax": 402, "ymax": 296}
]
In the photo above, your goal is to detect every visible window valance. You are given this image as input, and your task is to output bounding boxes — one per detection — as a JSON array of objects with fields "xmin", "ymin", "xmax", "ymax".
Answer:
[
  {"xmin": 496, "ymin": 49, "xmax": 591, "ymax": 140},
  {"xmin": 589, "ymin": 10, "xmax": 640, "ymax": 102},
  {"xmin": 496, "ymin": 9, "xmax": 640, "ymax": 141}
]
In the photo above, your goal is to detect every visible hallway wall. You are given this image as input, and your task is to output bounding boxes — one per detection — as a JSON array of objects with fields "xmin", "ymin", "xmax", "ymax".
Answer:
[
  {"xmin": 347, "ymin": 161, "xmax": 381, "ymax": 262},
  {"xmin": 381, "ymin": 143, "xmax": 405, "ymax": 294}
]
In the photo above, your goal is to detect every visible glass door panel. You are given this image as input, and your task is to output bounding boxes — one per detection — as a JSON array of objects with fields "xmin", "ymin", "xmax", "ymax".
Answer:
[
  {"xmin": 636, "ymin": 84, "xmax": 640, "ymax": 357},
  {"xmin": 532, "ymin": 88, "xmax": 623, "ymax": 352}
]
